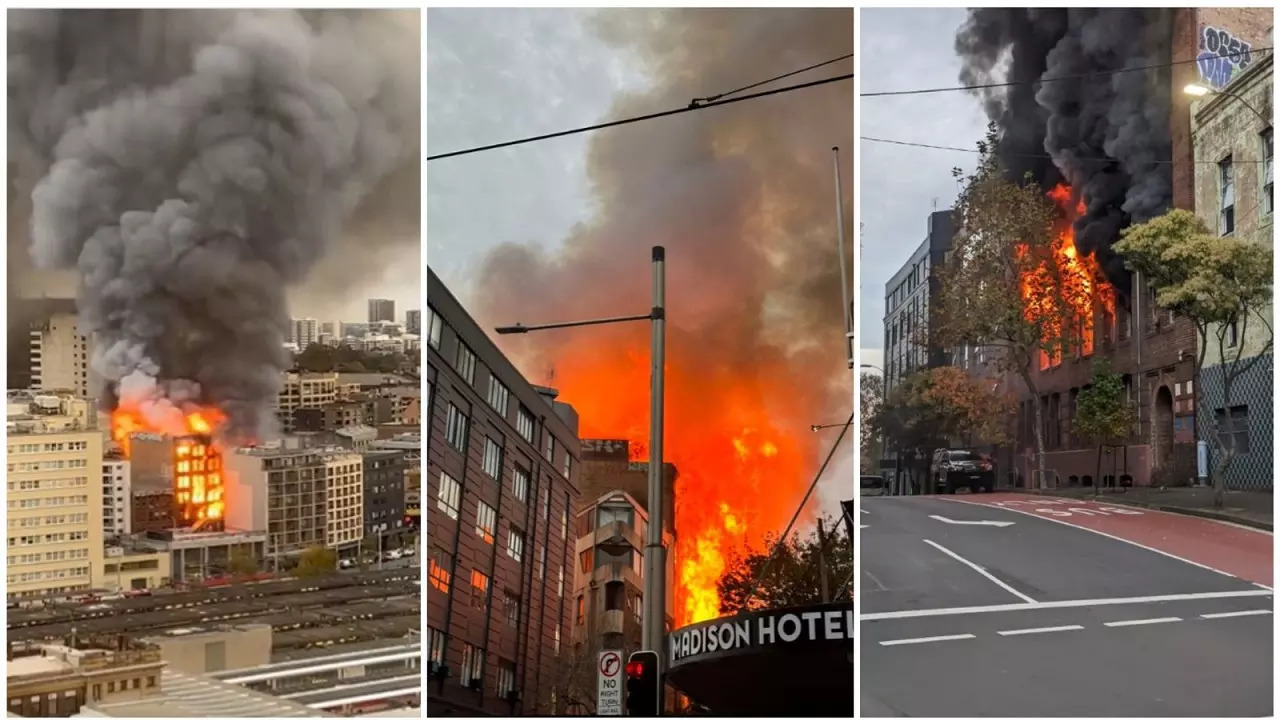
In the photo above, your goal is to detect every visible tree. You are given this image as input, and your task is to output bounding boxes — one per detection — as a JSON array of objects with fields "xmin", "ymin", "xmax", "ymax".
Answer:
[
  {"xmin": 933, "ymin": 123, "xmax": 1102, "ymax": 488},
  {"xmin": 860, "ymin": 371, "xmax": 884, "ymax": 474},
  {"xmin": 717, "ymin": 516, "xmax": 852, "ymax": 615},
  {"xmin": 1074, "ymin": 361, "xmax": 1137, "ymax": 494},
  {"xmin": 227, "ymin": 548, "xmax": 259, "ymax": 579},
  {"xmin": 295, "ymin": 342, "xmax": 407, "ymax": 374},
  {"xmin": 1115, "ymin": 209, "xmax": 1274, "ymax": 507},
  {"xmin": 293, "ymin": 545, "xmax": 338, "ymax": 578},
  {"xmin": 538, "ymin": 640, "xmax": 598, "ymax": 715}
]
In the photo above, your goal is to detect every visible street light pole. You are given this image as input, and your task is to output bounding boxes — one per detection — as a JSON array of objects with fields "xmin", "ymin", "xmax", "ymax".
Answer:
[{"xmin": 645, "ymin": 246, "xmax": 667, "ymax": 664}]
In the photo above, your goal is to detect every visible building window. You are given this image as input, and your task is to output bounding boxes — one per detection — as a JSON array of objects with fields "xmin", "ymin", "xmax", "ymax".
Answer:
[
  {"xmin": 576, "ymin": 594, "xmax": 585, "ymax": 625},
  {"xmin": 437, "ymin": 472, "xmax": 461, "ymax": 520},
  {"xmin": 557, "ymin": 566, "xmax": 564, "ymax": 597},
  {"xmin": 476, "ymin": 501, "xmax": 496, "ymax": 544},
  {"xmin": 429, "ymin": 627, "xmax": 446, "ymax": 665},
  {"xmin": 504, "ymin": 591, "xmax": 521, "ymax": 628},
  {"xmin": 507, "ymin": 528, "xmax": 525, "ymax": 563},
  {"xmin": 428, "ymin": 307, "xmax": 444, "ymax": 349},
  {"xmin": 1219, "ymin": 156, "xmax": 1235, "ymax": 235},
  {"xmin": 537, "ymin": 545, "xmax": 547, "ymax": 581},
  {"xmin": 1225, "ymin": 320, "xmax": 1239, "ymax": 348},
  {"xmin": 553, "ymin": 625, "xmax": 561, "ymax": 655},
  {"xmin": 470, "ymin": 569, "xmax": 490, "ymax": 610},
  {"xmin": 598, "ymin": 504, "xmax": 633, "ymax": 528},
  {"xmin": 445, "ymin": 404, "xmax": 469, "ymax": 452},
  {"xmin": 579, "ymin": 548, "xmax": 594, "ymax": 575},
  {"xmin": 560, "ymin": 503, "xmax": 568, "ymax": 540},
  {"xmin": 483, "ymin": 438, "xmax": 503, "ymax": 479},
  {"xmin": 461, "ymin": 644, "xmax": 484, "ymax": 687},
  {"xmin": 1214, "ymin": 405, "xmax": 1251, "ymax": 454},
  {"xmin": 561, "ymin": 452, "xmax": 572, "ymax": 479},
  {"xmin": 487, "ymin": 376, "xmax": 510, "ymax": 416},
  {"xmin": 540, "ymin": 486, "xmax": 550, "ymax": 521},
  {"xmin": 1263, "ymin": 128, "xmax": 1274, "ymax": 216},
  {"xmin": 455, "ymin": 342, "xmax": 477, "ymax": 385},
  {"xmin": 497, "ymin": 660, "xmax": 516, "ymax": 699},
  {"xmin": 516, "ymin": 406, "xmax": 535, "ymax": 443},
  {"xmin": 512, "ymin": 466, "xmax": 529, "ymax": 503}
]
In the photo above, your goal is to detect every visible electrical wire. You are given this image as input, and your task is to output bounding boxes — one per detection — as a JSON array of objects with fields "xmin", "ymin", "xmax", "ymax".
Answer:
[
  {"xmin": 689, "ymin": 52, "xmax": 853, "ymax": 106},
  {"xmin": 428, "ymin": 72, "xmax": 851, "ymax": 161},
  {"xmin": 861, "ymin": 135, "xmax": 1270, "ymax": 164},
  {"xmin": 862, "ymin": 46, "xmax": 1272, "ymax": 98},
  {"xmin": 741, "ymin": 408, "xmax": 855, "ymax": 609}
]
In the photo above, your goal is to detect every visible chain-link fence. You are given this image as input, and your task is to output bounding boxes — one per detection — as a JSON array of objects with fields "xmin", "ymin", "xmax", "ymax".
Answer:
[{"xmin": 1198, "ymin": 354, "xmax": 1273, "ymax": 491}]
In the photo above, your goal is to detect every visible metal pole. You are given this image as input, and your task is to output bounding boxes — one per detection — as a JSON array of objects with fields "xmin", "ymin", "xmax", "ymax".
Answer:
[{"xmin": 644, "ymin": 246, "xmax": 667, "ymax": 669}]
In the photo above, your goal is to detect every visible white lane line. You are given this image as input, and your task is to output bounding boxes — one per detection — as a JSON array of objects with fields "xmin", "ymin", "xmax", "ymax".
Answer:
[
  {"xmin": 860, "ymin": 589, "xmax": 1274, "ymax": 621},
  {"xmin": 923, "ymin": 538, "xmax": 1038, "ymax": 604},
  {"xmin": 939, "ymin": 497, "xmax": 1238, "ymax": 579},
  {"xmin": 861, "ymin": 509, "xmax": 869, "ymax": 514},
  {"xmin": 1200, "ymin": 609, "xmax": 1273, "ymax": 619},
  {"xmin": 997, "ymin": 624, "xmax": 1085, "ymax": 636},
  {"xmin": 878, "ymin": 633, "xmax": 975, "ymax": 647},
  {"xmin": 1104, "ymin": 617, "xmax": 1183, "ymax": 627},
  {"xmin": 1253, "ymin": 583, "xmax": 1273, "ymax": 591}
]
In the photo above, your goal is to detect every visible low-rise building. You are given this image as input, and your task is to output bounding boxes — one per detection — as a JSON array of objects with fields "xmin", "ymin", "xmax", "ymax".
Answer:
[{"xmin": 6, "ymin": 637, "xmax": 164, "ymax": 716}]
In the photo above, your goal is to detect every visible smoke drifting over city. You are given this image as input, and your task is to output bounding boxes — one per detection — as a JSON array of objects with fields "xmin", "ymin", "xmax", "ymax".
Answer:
[
  {"xmin": 8, "ymin": 9, "xmax": 419, "ymax": 442},
  {"xmin": 956, "ymin": 8, "xmax": 1175, "ymax": 297}
]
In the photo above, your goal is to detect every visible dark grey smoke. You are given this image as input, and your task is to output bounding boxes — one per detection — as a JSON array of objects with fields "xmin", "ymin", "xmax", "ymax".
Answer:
[
  {"xmin": 8, "ymin": 9, "xmax": 419, "ymax": 442},
  {"xmin": 956, "ymin": 8, "xmax": 1174, "ymax": 297}
]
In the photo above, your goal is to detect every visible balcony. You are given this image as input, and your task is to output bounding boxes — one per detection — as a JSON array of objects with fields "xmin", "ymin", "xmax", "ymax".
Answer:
[
  {"xmin": 590, "ymin": 520, "xmax": 643, "ymax": 551},
  {"xmin": 600, "ymin": 609, "xmax": 626, "ymax": 635}
]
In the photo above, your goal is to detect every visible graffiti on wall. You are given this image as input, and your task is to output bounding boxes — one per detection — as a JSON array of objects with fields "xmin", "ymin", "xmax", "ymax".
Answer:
[{"xmin": 1197, "ymin": 25, "xmax": 1255, "ymax": 90}]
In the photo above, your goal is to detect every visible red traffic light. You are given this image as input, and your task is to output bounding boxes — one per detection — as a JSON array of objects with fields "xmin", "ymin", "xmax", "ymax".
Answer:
[{"xmin": 626, "ymin": 660, "xmax": 646, "ymax": 679}]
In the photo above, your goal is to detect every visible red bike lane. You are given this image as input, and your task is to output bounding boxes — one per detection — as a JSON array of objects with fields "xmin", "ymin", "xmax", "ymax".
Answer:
[{"xmin": 946, "ymin": 492, "xmax": 1274, "ymax": 589}]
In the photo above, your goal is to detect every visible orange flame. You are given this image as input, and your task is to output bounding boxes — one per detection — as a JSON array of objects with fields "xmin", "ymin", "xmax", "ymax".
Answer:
[
  {"xmin": 544, "ymin": 327, "xmax": 817, "ymax": 626},
  {"xmin": 1019, "ymin": 184, "xmax": 1116, "ymax": 369}
]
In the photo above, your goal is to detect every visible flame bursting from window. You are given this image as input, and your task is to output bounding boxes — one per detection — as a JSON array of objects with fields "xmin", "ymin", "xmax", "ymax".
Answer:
[
  {"xmin": 111, "ymin": 405, "xmax": 229, "ymax": 532},
  {"xmin": 545, "ymin": 333, "xmax": 816, "ymax": 626},
  {"xmin": 1019, "ymin": 184, "xmax": 1117, "ymax": 369}
]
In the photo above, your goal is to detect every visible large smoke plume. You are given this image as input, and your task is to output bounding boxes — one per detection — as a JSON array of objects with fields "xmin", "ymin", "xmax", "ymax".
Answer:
[
  {"xmin": 956, "ymin": 8, "xmax": 1174, "ymax": 298},
  {"xmin": 8, "ymin": 9, "xmax": 419, "ymax": 441}
]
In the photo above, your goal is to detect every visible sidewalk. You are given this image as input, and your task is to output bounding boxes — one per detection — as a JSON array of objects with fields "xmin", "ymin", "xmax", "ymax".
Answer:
[{"xmin": 1010, "ymin": 485, "xmax": 1274, "ymax": 531}]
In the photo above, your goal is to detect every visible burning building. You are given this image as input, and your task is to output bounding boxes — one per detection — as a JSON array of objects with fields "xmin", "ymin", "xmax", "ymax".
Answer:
[
  {"xmin": 954, "ymin": 7, "xmax": 1273, "ymax": 487},
  {"xmin": 172, "ymin": 435, "xmax": 226, "ymax": 532}
]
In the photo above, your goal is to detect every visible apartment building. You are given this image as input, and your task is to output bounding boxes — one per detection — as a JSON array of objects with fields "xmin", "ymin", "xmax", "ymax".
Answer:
[
  {"xmin": 882, "ymin": 209, "xmax": 955, "ymax": 398},
  {"xmin": 6, "ymin": 394, "xmax": 105, "ymax": 600},
  {"xmin": 427, "ymin": 268, "xmax": 581, "ymax": 716},
  {"xmin": 363, "ymin": 449, "xmax": 407, "ymax": 537},
  {"xmin": 102, "ymin": 451, "xmax": 132, "ymax": 538},
  {"xmin": 276, "ymin": 372, "xmax": 338, "ymax": 432},
  {"xmin": 28, "ymin": 311, "xmax": 92, "ymax": 397}
]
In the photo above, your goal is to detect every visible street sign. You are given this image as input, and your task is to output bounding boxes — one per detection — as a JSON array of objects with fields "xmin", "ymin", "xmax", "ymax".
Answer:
[{"xmin": 598, "ymin": 650, "xmax": 623, "ymax": 716}]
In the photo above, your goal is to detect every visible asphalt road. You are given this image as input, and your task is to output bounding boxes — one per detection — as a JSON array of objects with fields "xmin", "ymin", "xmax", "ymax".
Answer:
[{"xmin": 861, "ymin": 495, "xmax": 1274, "ymax": 717}]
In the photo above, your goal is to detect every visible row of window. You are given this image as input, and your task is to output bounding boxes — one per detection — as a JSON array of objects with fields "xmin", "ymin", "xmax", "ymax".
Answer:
[
  {"xmin": 11, "ymin": 566, "xmax": 90, "ymax": 584},
  {"xmin": 1216, "ymin": 129, "xmax": 1273, "ymax": 236},
  {"xmin": 8, "ymin": 548, "xmax": 91, "ymax": 565},
  {"xmin": 8, "ymin": 495, "xmax": 90, "ymax": 509},
  {"xmin": 9, "ymin": 459, "xmax": 91, "ymax": 473},
  {"xmin": 10, "ymin": 441, "xmax": 91, "ymax": 454},
  {"xmin": 9, "ymin": 477, "xmax": 91, "ymax": 492}
]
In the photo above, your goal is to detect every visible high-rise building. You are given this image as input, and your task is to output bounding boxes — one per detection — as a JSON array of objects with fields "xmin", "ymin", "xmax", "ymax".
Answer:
[
  {"xmin": 103, "ymin": 450, "xmax": 132, "ymax": 538},
  {"xmin": 6, "ymin": 393, "xmax": 105, "ymax": 600},
  {"xmin": 882, "ymin": 209, "xmax": 955, "ymax": 399},
  {"xmin": 29, "ymin": 312, "xmax": 92, "ymax": 397},
  {"xmin": 363, "ymin": 449, "xmax": 407, "ymax": 538},
  {"xmin": 368, "ymin": 298, "xmax": 396, "ymax": 324},
  {"xmin": 406, "ymin": 309, "xmax": 422, "ymax": 335},
  {"xmin": 290, "ymin": 317, "xmax": 320, "ymax": 348},
  {"xmin": 426, "ymin": 267, "xmax": 581, "ymax": 716}
]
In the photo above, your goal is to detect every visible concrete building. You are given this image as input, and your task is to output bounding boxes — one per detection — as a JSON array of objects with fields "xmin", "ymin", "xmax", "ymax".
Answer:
[
  {"xmin": 368, "ymin": 298, "xmax": 396, "ymax": 324},
  {"xmin": 6, "ymin": 394, "xmax": 105, "ymax": 600},
  {"xmin": 101, "ymin": 546, "xmax": 172, "ymax": 592},
  {"xmin": 882, "ymin": 209, "xmax": 955, "ymax": 398},
  {"xmin": 28, "ymin": 311, "xmax": 92, "ymax": 397},
  {"xmin": 6, "ymin": 637, "xmax": 165, "ymax": 716},
  {"xmin": 102, "ymin": 451, "xmax": 131, "ymax": 538},
  {"xmin": 406, "ymin": 309, "xmax": 422, "ymax": 336},
  {"xmin": 363, "ymin": 449, "xmax": 407, "ymax": 538},
  {"xmin": 276, "ymin": 372, "xmax": 339, "ymax": 432},
  {"xmin": 223, "ymin": 444, "xmax": 364, "ymax": 561},
  {"xmin": 426, "ymin": 267, "xmax": 581, "ymax": 716},
  {"xmin": 291, "ymin": 317, "xmax": 321, "ymax": 349},
  {"xmin": 1189, "ymin": 48, "xmax": 1274, "ymax": 490},
  {"xmin": 129, "ymin": 490, "xmax": 176, "ymax": 534},
  {"xmin": 132, "ymin": 528, "xmax": 267, "ymax": 584}
]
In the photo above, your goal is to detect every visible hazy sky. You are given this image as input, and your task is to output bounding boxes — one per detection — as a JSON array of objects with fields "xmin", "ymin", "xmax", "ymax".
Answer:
[
  {"xmin": 427, "ymin": 7, "xmax": 851, "ymax": 523},
  {"xmin": 859, "ymin": 8, "xmax": 989, "ymax": 351}
]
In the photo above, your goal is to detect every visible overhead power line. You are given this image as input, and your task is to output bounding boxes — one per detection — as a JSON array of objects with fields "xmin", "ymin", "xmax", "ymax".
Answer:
[
  {"xmin": 690, "ymin": 52, "xmax": 853, "ymax": 106},
  {"xmin": 428, "ymin": 72, "xmax": 852, "ymax": 161},
  {"xmin": 862, "ymin": 46, "xmax": 1272, "ymax": 98},
  {"xmin": 862, "ymin": 135, "xmax": 1269, "ymax": 164}
]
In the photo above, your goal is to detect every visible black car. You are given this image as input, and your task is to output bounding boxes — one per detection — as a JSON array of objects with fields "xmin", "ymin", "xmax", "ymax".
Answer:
[{"xmin": 929, "ymin": 449, "xmax": 995, "ymax": 493}]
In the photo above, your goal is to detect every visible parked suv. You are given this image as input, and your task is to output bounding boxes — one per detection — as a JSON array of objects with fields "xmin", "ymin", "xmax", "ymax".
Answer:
[{"xmin": 929, "ymin": 449, "xmax": 995, "ymax": 494}]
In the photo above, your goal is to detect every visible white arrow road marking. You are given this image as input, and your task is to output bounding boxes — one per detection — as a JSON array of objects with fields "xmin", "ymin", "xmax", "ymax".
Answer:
[
  {"xmin": 929, "ymin": 514, "xmax": 1015, "ymax": 528},
  {"xmin": 1104, "ymin": 617, "xmax": 1183, "ymax": 627},
  {"xmin": 924, "ymin": 539, "xmax": 1037, "ymax": 604}
]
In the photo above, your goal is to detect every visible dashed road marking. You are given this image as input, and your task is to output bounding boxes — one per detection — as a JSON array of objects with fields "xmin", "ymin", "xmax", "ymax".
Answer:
[
  {"xmin": 923, "ymin": 539, "xmax": 1038, "ymax": 604},
  {"xmin": 879, "ymin": 633, "xmax": 975, "ymax": 646},
  {"xmin": 1200, "ymin": 609, "xmax": 1273, "ymax": 619},
  {"xmin": 860, "ymin": 589, "xmax": 1273, "ymax": 621},
  {"xmin": 996, "ymin": 624, "xmax": 1084, "ymax": 636},
  {"xmin": 1103, "ymin": 617, "xmax": 1184, "ymax": 627}
]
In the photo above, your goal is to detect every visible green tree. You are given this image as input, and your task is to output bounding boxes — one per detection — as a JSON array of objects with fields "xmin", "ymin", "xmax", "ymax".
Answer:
[
  {"xmin": 1116, "ymin": 209, "xmax": 1274, "ymax": 507},
  {"xmin": 293, "ymin": 545, "xmax": 338, "ymax": 578},
  {"xmin": 860, "ymin": 371, "xmax": 884, "ymax": 474},
  {"xmin": 717, "ymin": 516, "xmax": 852, "ymax": 615},
  {"xmin": 227, "ymin": 548, "xmax": 259, "ymax": 579},
  {"xmin": 1074, "ymin": 361, "xmax": 1137, "ymax": 494},
  {"xmin": 933, "ymin": 124, "xmax": 1100, "ymax": 487}
]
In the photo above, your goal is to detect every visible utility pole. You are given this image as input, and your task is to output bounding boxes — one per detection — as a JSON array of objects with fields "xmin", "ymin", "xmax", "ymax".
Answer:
[{"xmin": 816, "ymin": 518, "xmax": 831, "ymax": 603}]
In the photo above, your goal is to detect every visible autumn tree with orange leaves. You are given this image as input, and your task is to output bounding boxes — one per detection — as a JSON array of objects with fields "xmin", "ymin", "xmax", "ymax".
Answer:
[{"xmin": 933, "ymin": 124, "xmax": 1095, "ymax": 487}]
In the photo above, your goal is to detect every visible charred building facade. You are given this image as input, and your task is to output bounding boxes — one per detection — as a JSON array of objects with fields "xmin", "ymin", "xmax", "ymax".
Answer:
[
  {"xmin": 426, "ymin": 267, "xmax": 581, "ymax": 716},
  {"xmin": 955, "ymin": 7, "xmax": 1273, "ymax": 488}
]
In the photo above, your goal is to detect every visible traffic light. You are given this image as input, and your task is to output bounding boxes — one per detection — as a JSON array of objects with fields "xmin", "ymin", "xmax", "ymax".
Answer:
[{"xmin": 625, "ymin": 650, "xmax": 660, "ymax": 716}]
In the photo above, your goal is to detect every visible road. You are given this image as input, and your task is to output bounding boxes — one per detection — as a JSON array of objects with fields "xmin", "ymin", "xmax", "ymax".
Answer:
[{"xmin": 860, "ymin": 493, "xmax": 1273, "ymax": 717}]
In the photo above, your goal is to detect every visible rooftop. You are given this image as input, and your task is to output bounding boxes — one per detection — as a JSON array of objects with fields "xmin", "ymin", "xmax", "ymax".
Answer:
[{"xmin": 80, "ymin": 668, "xmax": 327, "ymax": 717}]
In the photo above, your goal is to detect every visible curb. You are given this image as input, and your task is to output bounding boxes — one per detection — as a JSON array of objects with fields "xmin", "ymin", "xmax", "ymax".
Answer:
[{"xmin": 1007, "ymin": 488, "xmax": 1274, "ymax": 532}]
